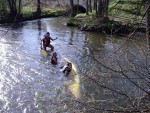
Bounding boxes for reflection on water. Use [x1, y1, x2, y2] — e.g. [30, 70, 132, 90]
[0, 17, 148, 112]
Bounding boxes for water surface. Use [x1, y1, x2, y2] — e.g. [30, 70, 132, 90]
[0, 17, 148, 113]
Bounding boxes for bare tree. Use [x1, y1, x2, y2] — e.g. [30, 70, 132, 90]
[70, 0, 74, 17]
[77, 0, 79, 14]
[7, 0, 17, 16]
[89, 0, 92, 12]
[105, 0, 109, 17]
[94, 0, 97, 15]
[36, 0, 41, 15]
[97, 0, 103, 17]
[7, 0, 22, 17]
[86, 0, 89, 15]
[146, 0, 150, 51]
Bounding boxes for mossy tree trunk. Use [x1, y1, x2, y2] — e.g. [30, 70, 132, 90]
[94, 0, 97, 15]
[97, 0, 109, 18]
[70, 0, 74, 17]
[18, 0, 22, 17]
[7, 0, 17, 16]
[105, 0, 109, 17]
[89, 0, 92, 12]
[1, 0, 6, 11]
[146, 0, 150, 52]
[97, 0, 103, 17]
[77, 0, 79, 14]
[36, 0, 41, 15]
[86, 0, 89, 15]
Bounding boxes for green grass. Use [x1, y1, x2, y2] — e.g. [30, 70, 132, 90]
[68, 12, 95, 26]
[109, 0, 144, 20]
[21, 5, 67, 18]
[75, 13, 87, 18]
[22, 5, 36, 18]
[67, 17, 78, 26]
[41, 7, 67, 16]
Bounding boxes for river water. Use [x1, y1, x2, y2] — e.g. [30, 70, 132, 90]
[0, 17, 149, 113]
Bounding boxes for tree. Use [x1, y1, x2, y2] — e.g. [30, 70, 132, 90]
[36, 0, 41, 15]
[7, 0, 17, 16]
[146, 0, 150, 51]
[70, 0, 74, 17]
[105, 0, 109, 17]
[18, 0, 22, 16]
[89, 0, 92, 12]
[77, 0, 79, 14]
[7, 0, 22, 17]
[86, 0, 89, 15]
[97, 0, 103, 17]
[96, 0, 109, 17]
[94, 0, 97, 15]
[0, 0, 7, 16]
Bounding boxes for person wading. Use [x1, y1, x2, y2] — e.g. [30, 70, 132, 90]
[41, 32, 57, 51]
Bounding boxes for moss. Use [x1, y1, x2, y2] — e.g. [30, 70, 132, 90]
[41, 8, 67, 16]
[75, 13, 86, 18]
[67, 17, 78, 26]
[82, 19, 94, 26]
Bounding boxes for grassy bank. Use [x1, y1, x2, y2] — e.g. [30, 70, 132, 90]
[0, 6, 68, 24]
[67, 0, 145, 34]
[109, 0, 144, 20]
[22, 6, 68, 18]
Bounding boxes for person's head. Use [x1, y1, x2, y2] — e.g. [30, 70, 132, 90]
[46, 32, 50, 37]
[67, 62, 72, 67]
[53, 52, 57, 57]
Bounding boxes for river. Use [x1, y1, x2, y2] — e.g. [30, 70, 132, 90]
[0, 17, 149, 113]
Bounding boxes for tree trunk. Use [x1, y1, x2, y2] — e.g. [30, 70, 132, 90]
[37, 0, 41, 15]
[77, 0, 79, 14]
[18, 0, 22, 17]
[1, 0, 6, 11]
[95, 0, 97, 15]
[89, 0, 92, 12]
[86, 0, 89, 15]
[7, 0, 17, 16]
[70, 0, 74, 17]
[146, 0, 150, 51]
[105, 0, 109, 17]
[97, 0, 103, 17]
[93, 0, 96, 10]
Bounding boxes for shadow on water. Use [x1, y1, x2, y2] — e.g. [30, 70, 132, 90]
[0, 17, 148, 112]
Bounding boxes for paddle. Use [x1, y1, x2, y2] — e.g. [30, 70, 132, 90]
[41, 49, 47, 56]
[52, 37, 57, 41]
[38, 38, 47, 56]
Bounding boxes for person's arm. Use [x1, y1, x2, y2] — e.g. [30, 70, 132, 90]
[41, 37, 45, 43]
[50, 36, 57, 41]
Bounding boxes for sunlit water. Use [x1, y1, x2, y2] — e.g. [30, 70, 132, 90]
[0, 17, 148, 113]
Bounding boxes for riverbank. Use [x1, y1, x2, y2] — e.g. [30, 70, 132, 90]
[67, 0, 145, 35]
[67, 15, 146, 35]
[0, 7, 68, 24]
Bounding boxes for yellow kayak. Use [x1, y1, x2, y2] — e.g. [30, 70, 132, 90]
[63, 57, 81, 99]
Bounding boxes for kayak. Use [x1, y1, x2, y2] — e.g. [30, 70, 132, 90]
[63, 57, 80, 99]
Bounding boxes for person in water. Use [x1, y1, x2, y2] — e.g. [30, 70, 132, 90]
[41, 32, 57, 51]
[61, 62, 72, 76]
[51, 52, 57, 64]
